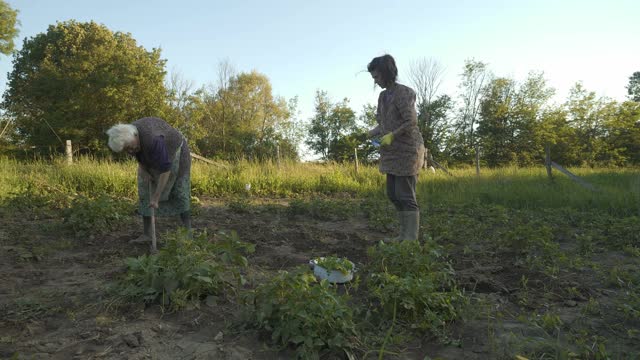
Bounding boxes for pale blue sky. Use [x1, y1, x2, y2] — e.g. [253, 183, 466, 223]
[1, 0, 638, 129]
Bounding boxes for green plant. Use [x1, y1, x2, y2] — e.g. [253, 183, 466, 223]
[228, 197, 251, 213]
[3, 182, 75, 218]
[62, 194, 133, 237]
[315, 256, 354, 275]
[115, 229, 254, 311]
[365, 240, 467, 339]
[360, 198, 395, 231]
[251, 266, 357, 359]
[539, 312, 563, 333]
[366, 240, 455, 283]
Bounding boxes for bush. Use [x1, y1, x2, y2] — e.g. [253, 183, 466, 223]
[252, 266, 357, 359]
[62, 194, 133, 237]
[365, 240, 467, 337]
[115, 230, 254, 312]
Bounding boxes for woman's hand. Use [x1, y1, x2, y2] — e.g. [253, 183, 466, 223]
[149, 195, 160, 209]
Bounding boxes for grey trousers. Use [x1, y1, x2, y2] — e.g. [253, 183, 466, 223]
[386, 174, 419, 211]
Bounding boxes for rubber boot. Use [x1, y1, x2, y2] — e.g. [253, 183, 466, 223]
[387, 210, 405, 242]
[401, 211, 420, 241]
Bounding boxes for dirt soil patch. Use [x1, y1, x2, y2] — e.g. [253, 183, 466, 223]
[1, 197, 638, 359]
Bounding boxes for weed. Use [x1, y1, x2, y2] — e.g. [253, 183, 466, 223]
[62, 194, 134, 237]
[114, 229, 254, 312]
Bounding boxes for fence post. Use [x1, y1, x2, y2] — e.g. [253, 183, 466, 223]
[475, 144, 480, 176]
[423, 148, 428, 169]
[65, 140, 72, 164]
[545, 143, 552, 180]
[276, 144, 281, 169]
[354, 148, 359, 174]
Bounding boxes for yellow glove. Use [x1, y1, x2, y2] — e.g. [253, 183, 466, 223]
[381, 132, 394, 146]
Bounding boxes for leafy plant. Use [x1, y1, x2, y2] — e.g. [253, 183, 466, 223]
[115, 229, 254, 311]
[62, 194, 133, 237]
[251, 266, 357, 359]
[360, 197, 395, 231]
[367, 240, 455, 283]
[4, 182, 75, 218]
[315, 256, 354, 275]
[228, 197, 251, 213]
[365, 240, 467, 338]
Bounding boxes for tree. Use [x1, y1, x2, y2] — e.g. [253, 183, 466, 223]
[2, 20, 167, 152]
[358, 103, 377, 128]
[418, 94, 453, 160]
[477, 77, 517, 167]
[453, 59, 490, 162]
[537, 108, 581, 166]
[603, 101, 640, 165]
[627, 71, 640, 102]
[0, 0, 18, 55]
[565, 82, 611, 166]
[306, 91, 356, 160]
[165, 70, 205, 151]
[408, 57, 445, 109]
[195, 68, 296, 160]
[510, 72, 555, 165]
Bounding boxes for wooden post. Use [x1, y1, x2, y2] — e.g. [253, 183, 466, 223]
[423, 148, 428, 169]
[475, 144, 480, 176]
[276, 144, 281, 169]
[550, 162, 596, 191]
[545, 143, 552, 180]
[354, 148, 359, 174]
[65, 140, 72, 164]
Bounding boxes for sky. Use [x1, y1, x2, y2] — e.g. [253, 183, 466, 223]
[1, 0, 639, 153]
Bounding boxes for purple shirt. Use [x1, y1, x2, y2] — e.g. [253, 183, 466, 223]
[136, 135, 171, 172]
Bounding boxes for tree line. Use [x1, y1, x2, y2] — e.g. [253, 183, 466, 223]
[1, 12, 639, 166]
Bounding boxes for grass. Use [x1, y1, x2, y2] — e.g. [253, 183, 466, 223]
[2, 156, 637, 216]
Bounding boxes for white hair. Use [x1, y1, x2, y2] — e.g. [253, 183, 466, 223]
[106, 124, 138, 152]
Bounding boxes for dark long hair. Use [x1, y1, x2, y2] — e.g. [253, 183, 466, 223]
[367, 54, 398, 87]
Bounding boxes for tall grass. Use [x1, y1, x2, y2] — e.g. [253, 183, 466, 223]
[1, 156, 638, 216]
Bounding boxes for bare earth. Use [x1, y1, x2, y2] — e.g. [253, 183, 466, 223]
[1, 198, 637, 359]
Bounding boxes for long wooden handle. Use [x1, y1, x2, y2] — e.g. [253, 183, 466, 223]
[150, 207, 157, 252]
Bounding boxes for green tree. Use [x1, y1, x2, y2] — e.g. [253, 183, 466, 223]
[0, 0, 18, 55]
[565, 82, 611, 166]
[358, 103, 377, 128]
[418, 94, 453, 160]
[196, 69, 296, 160]
[511, 72, 555, 165]
[627, 71, 640, 102]
[477, 77, 517, 167]
[537, 108, 582, 166]
[2, 20, 167, 152]
[164, 71, 206, 153]
[601, 101, 640, 165]
[306, 91, 356, 160]
[453, 59, 490, 162]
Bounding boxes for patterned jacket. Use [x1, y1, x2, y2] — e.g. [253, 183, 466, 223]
[370, 84, 425, 176]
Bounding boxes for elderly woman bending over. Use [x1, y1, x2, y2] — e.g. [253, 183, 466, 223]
[106, 117, 191, 243]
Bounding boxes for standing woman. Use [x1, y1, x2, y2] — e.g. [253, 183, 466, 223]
[367, 54, 425, 241]
[106, 117, 191, 243]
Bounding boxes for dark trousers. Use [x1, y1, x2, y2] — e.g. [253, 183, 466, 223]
[386, 174, 419, 211]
